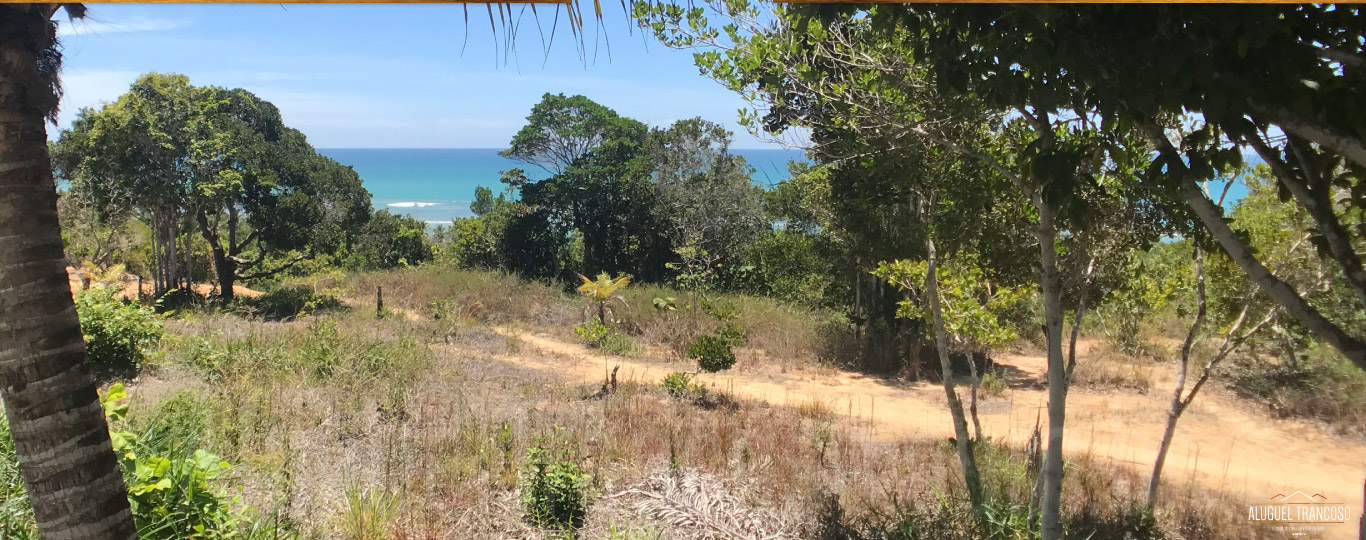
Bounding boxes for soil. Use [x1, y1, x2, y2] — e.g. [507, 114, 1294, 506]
[493, 327, 1366, 540]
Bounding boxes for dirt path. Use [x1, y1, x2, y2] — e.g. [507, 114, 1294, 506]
[492, 327, 1366, 540]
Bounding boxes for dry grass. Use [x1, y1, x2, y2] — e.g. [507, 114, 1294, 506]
[117, 300, 1280, 540]
[1069, 343, 1156, 393]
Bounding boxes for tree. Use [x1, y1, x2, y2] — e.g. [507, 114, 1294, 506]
[501, 93, 633, 174]
[54, 74, 374, 300]
[0, 4, 138, 538]
[635, 6, 1136, 532]
[350, 210, 434, 270]
[810, 4, 1366, 371]
[651, 118, 767, 288]
[471, 186, 495, 216]
[577, 272, 630, 325]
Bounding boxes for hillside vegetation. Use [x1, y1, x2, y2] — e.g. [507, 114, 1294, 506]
[4, 2, 1364, 540]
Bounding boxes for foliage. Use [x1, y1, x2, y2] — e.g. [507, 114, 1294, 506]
[97, 384, 249, 540]
[430, 298, 455, 320]
[53, 72, 373, 297]
[661, 372, 696, 398]
[519, 435, 592, 531]
[1097, 244, 1193, 356]
[339, 486, 398, 540]
[75, 287, 165, 372]
[687, 335, 736, 373]
[980, 372, 1008, 399]
[348, 210, 433, 270]
[872, 258, 1030, 353]
[238, 286, 343, 320]
[577, 272, 631, 325]
[574, 318, 635, 356]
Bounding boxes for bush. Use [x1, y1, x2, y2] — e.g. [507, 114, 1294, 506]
[99, 384, 247, 540]
[661, 372, 695, 398]
[75, 287, 164, 372]
[239, 286, 343, 320]
[574, 318, 635, 356]
[980, 371, 1008, 398]
[519, 436, 591, 531]
[687, 335, 736, 373]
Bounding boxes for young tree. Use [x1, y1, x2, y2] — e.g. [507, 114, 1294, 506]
[635, 6, 1162, 533]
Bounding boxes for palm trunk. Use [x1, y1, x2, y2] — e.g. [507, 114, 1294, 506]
[925, 226, 984, 516]
[1034, 194, 1067, 540]
[0, 6, 137, 539]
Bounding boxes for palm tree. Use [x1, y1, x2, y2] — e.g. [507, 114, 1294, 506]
[577, 272, 630, 325]
[0, 4, 137, 539]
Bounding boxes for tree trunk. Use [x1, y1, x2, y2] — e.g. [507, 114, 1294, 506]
[1177, 175, 1366, 369]
[925, 229, 984, 516]
[1245, 133, 1366, 310]
[0, 6, 137, 539]
[197, 209, 236, 301]
[1034, 194, 1067, 540]
[1148, 249, 1205, 509]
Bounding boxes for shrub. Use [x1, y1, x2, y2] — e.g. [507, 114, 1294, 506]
[519, 436, 591, 531]
[661, 372, 695, 398]
[980, 371, 1008, 398]
[75, 287, 164, 372]
[574, 318, 635, 356]
[102, 384, 251, 540]
[687, 335, 736, 373]
[430, 298, 455, 320]
[239, 286, 343, 320]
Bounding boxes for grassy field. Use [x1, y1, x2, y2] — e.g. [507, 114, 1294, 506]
[36, 265, 1327, 540]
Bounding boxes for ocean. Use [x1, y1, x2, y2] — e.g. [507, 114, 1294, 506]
[318, 148, 809, 225]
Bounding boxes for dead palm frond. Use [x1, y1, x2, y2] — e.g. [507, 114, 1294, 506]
[608, 468, 789, 540]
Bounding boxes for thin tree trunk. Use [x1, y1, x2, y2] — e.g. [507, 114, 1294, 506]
[1148, 249, 1206, 508]
[1245, 132, 1366, 310]
[1175, 175, 1366, 368]
[1035, 194, 1067, 540]
[925, 223, 984, 516]
[0, 6, 137, 538]
[1141, 121, 1366, 368]
[1064, 257, 1097, 393]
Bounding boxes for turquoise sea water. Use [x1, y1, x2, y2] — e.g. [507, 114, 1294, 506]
[319, 148, 809, 224]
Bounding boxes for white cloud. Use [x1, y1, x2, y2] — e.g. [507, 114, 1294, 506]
[56, 16, 189, 37]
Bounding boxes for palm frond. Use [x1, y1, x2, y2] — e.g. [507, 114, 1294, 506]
[471, 0, 643, 66]
[609, 468, 789, 540]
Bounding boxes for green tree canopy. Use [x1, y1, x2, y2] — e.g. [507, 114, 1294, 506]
[53, 72, 373, 300]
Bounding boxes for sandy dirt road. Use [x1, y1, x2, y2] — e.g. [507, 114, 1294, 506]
[492, 327, 1366, 540]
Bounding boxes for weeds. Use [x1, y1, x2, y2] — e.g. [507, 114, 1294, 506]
[574, 318, 635, 356]
[519, 435, 592, 532]
[339, 485, 399, 540]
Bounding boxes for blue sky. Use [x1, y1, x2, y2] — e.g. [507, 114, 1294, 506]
[51, 4, 787, 149]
